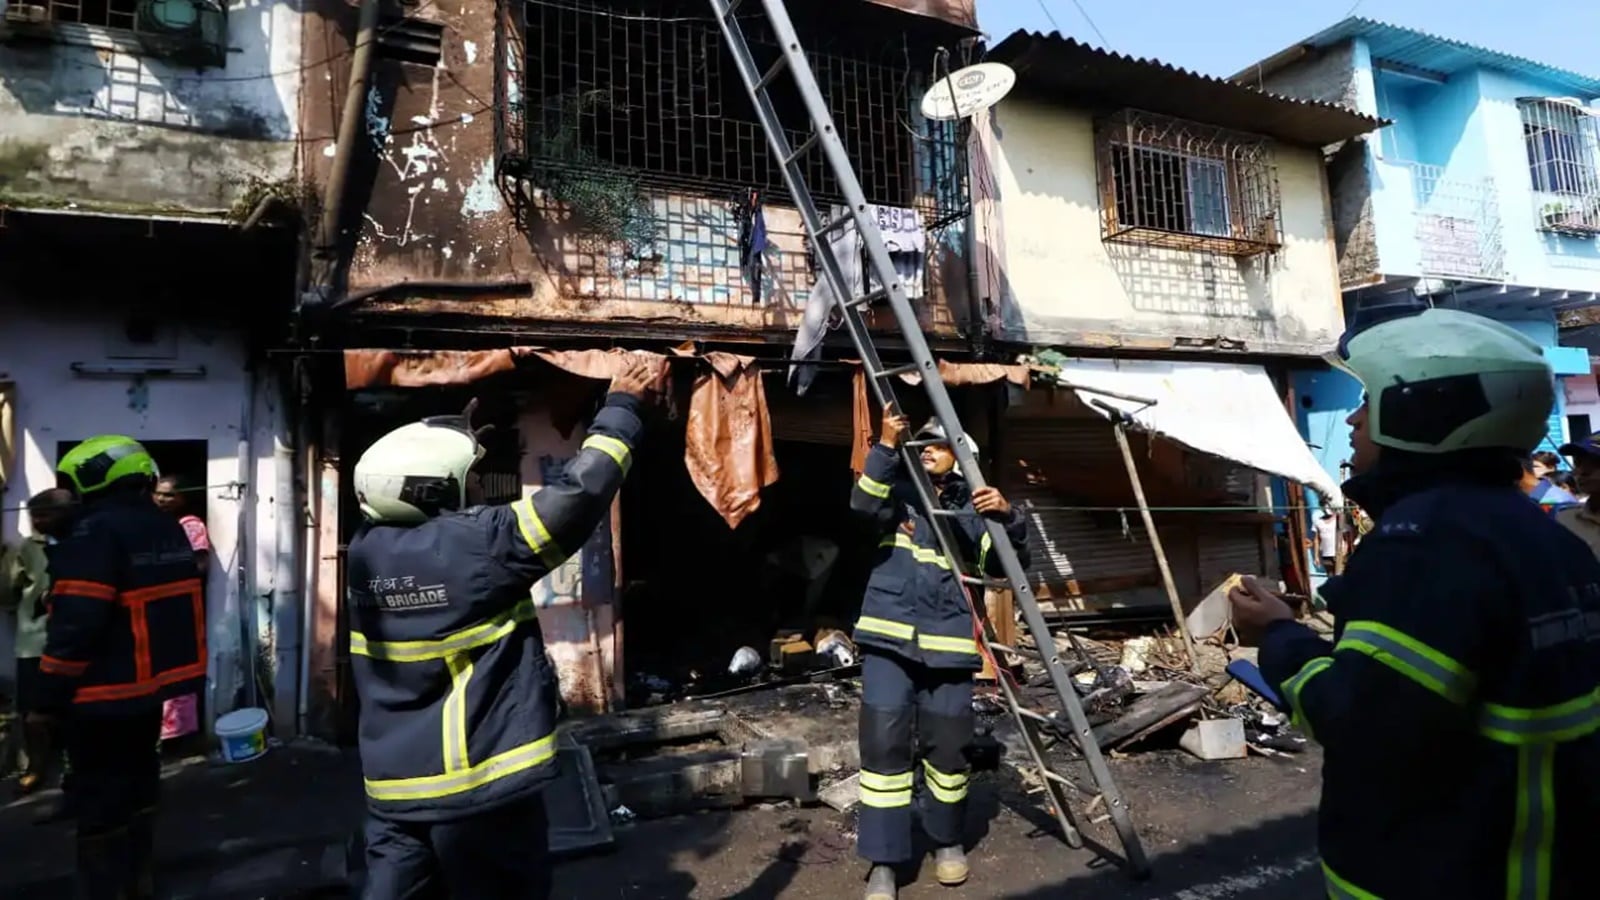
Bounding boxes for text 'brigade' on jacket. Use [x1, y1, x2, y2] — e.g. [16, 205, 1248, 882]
[345, 392, 644, 823]
[849, 442, 1030, 670]
[1262, 471, 1600, 900]
[37, 495, 206, 715]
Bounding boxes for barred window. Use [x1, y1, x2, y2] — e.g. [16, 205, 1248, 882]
[1520, 97, 1600, 235]
[1095, 109, 1281, 257]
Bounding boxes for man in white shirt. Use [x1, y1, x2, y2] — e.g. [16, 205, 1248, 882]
[1311, 506, 1340, 573]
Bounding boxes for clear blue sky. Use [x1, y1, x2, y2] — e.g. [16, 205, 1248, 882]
[977, 0, 1600, 80]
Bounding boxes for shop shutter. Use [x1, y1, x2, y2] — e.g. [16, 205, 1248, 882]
[1196, 525, 1274, 592]
[767, 392, 855, 446]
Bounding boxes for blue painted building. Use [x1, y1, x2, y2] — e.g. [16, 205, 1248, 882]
[1239, 18, 1600, 486]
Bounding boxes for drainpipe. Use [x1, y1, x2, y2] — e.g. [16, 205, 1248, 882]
[270, 364, 302, 736]
[235, 360, 259, 714]
[308, 0, 382, 302]
[295, 361, 318, 735]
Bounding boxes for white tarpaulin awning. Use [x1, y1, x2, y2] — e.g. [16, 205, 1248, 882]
[1053, 357, 1343, 504]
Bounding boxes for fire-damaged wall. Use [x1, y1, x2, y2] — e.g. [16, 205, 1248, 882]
[300, 0, 976, 338]
[0, 0, 301, 214]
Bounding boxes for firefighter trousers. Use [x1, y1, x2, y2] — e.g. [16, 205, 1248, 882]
[363, 792, 552, 900]
[66, 710, 162, 900]
[857, 648, 974, 865]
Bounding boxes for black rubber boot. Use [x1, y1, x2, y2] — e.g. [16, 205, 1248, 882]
[76, 829, 131, 900]
[128, 807, 157, 900]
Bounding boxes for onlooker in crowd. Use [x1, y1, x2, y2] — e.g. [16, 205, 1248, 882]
[1311, 506, 1340, 573]
[152, 475, 208, 745]
[1519, 455, 1577, 509]
[1, 489, 78, 796]
[1555, 432, 1600, 558]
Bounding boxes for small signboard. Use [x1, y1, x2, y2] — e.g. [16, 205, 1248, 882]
[919, 62, 1017, 121]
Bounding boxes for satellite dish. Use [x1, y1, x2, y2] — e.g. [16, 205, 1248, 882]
[919, 62, 1017, 121]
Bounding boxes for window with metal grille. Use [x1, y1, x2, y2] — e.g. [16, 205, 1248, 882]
[514, 0, 966, 242]
[1520, 98, 1600, 236]
[1095, 109, 1281, 257]
[3, 0, 228, 67]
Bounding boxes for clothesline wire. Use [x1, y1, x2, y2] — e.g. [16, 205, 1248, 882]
[0, 482, 238, 515]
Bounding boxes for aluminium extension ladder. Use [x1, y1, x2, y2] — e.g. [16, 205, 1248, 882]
[706, 0, 1151, 879]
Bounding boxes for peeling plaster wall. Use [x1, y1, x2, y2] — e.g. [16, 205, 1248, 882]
[0, 292, 284, 736]
[303, 0, 969, 337]
[973, 98, 1347, 357]
[0, 2, 302, 212]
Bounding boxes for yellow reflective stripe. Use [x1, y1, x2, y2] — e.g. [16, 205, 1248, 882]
[1283, 656, 1333, 741]
[1323, 861, 1381, 899]
[878, 534, 951, 570]
[1507, 744, 1556, 900]
[514, 495, 567, 570]
[857, 474, 891, 499]
[365, 732, 558, 802]
[581, 434, 632, 475]
[922, 760, 969, 804]
[859, 770, 914, 791]
[1480, 689, 1600, 745]
[917, 633, 980, 656]
[859, 768, 913, 809]
[441, 653, 473, 773]
[349, 599, 539, 663]
[1336, 620, 1477, 706]
[978, 531, 993, 572]
[856, 616, 915, 641]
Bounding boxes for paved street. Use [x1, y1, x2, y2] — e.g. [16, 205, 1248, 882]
[1, 742, 1324, 899]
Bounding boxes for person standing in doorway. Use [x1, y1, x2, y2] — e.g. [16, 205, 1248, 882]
[152, 476, 207, 746]
[2, 489, 78, 797]
[850, 405, 1030, 900]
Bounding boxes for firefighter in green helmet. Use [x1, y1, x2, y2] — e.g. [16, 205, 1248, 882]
[38, 435, 207, 899]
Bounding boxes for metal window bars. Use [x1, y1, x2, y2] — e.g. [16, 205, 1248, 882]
[1520, 98, 1600, 236]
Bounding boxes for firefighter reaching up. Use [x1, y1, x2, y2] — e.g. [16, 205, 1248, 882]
[38, 436, 208, 900]
[345, 354, 667, 900]
[851, 403, 1030, 900]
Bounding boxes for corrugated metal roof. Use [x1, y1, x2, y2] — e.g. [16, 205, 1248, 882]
[1238, 17, 1600, 99]
[987, 31, 1387, 147]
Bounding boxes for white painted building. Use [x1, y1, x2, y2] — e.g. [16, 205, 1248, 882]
[0, 0, 306, 736]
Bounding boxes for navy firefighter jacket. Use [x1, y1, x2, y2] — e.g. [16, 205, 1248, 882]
[345, 392, 644, 823]
[1260, 457, 1600, 900]
[849, 442, 1030, 670]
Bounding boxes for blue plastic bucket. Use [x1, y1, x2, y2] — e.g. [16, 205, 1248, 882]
[215, 707, 269, 763]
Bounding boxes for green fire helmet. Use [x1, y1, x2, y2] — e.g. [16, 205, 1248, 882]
[57, 435, 160, 496]
[1329, 306, 1554, 454]
[353, 401, 487, 524]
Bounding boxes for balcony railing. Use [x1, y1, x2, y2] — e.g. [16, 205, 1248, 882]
[1406, 162, 1505, 281]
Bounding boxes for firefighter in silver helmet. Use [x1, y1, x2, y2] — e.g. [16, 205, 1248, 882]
[1231, 306, 1600, 899]
[346, 355, 666, 900]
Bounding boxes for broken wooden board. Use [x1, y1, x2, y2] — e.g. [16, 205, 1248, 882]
[564, 705, 728, 752]
[1088, 682, 1208, 752]
[818, 772, 861, 812]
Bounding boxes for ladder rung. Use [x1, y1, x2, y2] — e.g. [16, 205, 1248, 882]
[818, 211, 855, 235]
[984, 642, 1041, 659]
[959, 574, 1008, 590]
[873, 362, 920, 379]
[756, 55, 789, 90]
[844, 287, 887, 311]
[784, 131, 819, 166]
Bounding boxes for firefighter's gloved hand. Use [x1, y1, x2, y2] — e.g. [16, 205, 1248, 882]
[1228, 574, 1293, 644]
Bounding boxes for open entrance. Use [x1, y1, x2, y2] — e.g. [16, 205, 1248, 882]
[619, 429, 873, 704]
[55, 439, 209, 520]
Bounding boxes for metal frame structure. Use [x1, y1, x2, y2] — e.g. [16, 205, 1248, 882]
[1520, 97, 1600, 237]
[708, 0, 1150, 878]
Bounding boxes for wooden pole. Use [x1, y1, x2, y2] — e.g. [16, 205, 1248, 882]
[1108, 418, 1200, 673]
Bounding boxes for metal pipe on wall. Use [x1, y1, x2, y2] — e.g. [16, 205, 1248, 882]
[295, 361, 318, 734]
[271, 364, 303, 736]
[307, 0, 382, 301]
